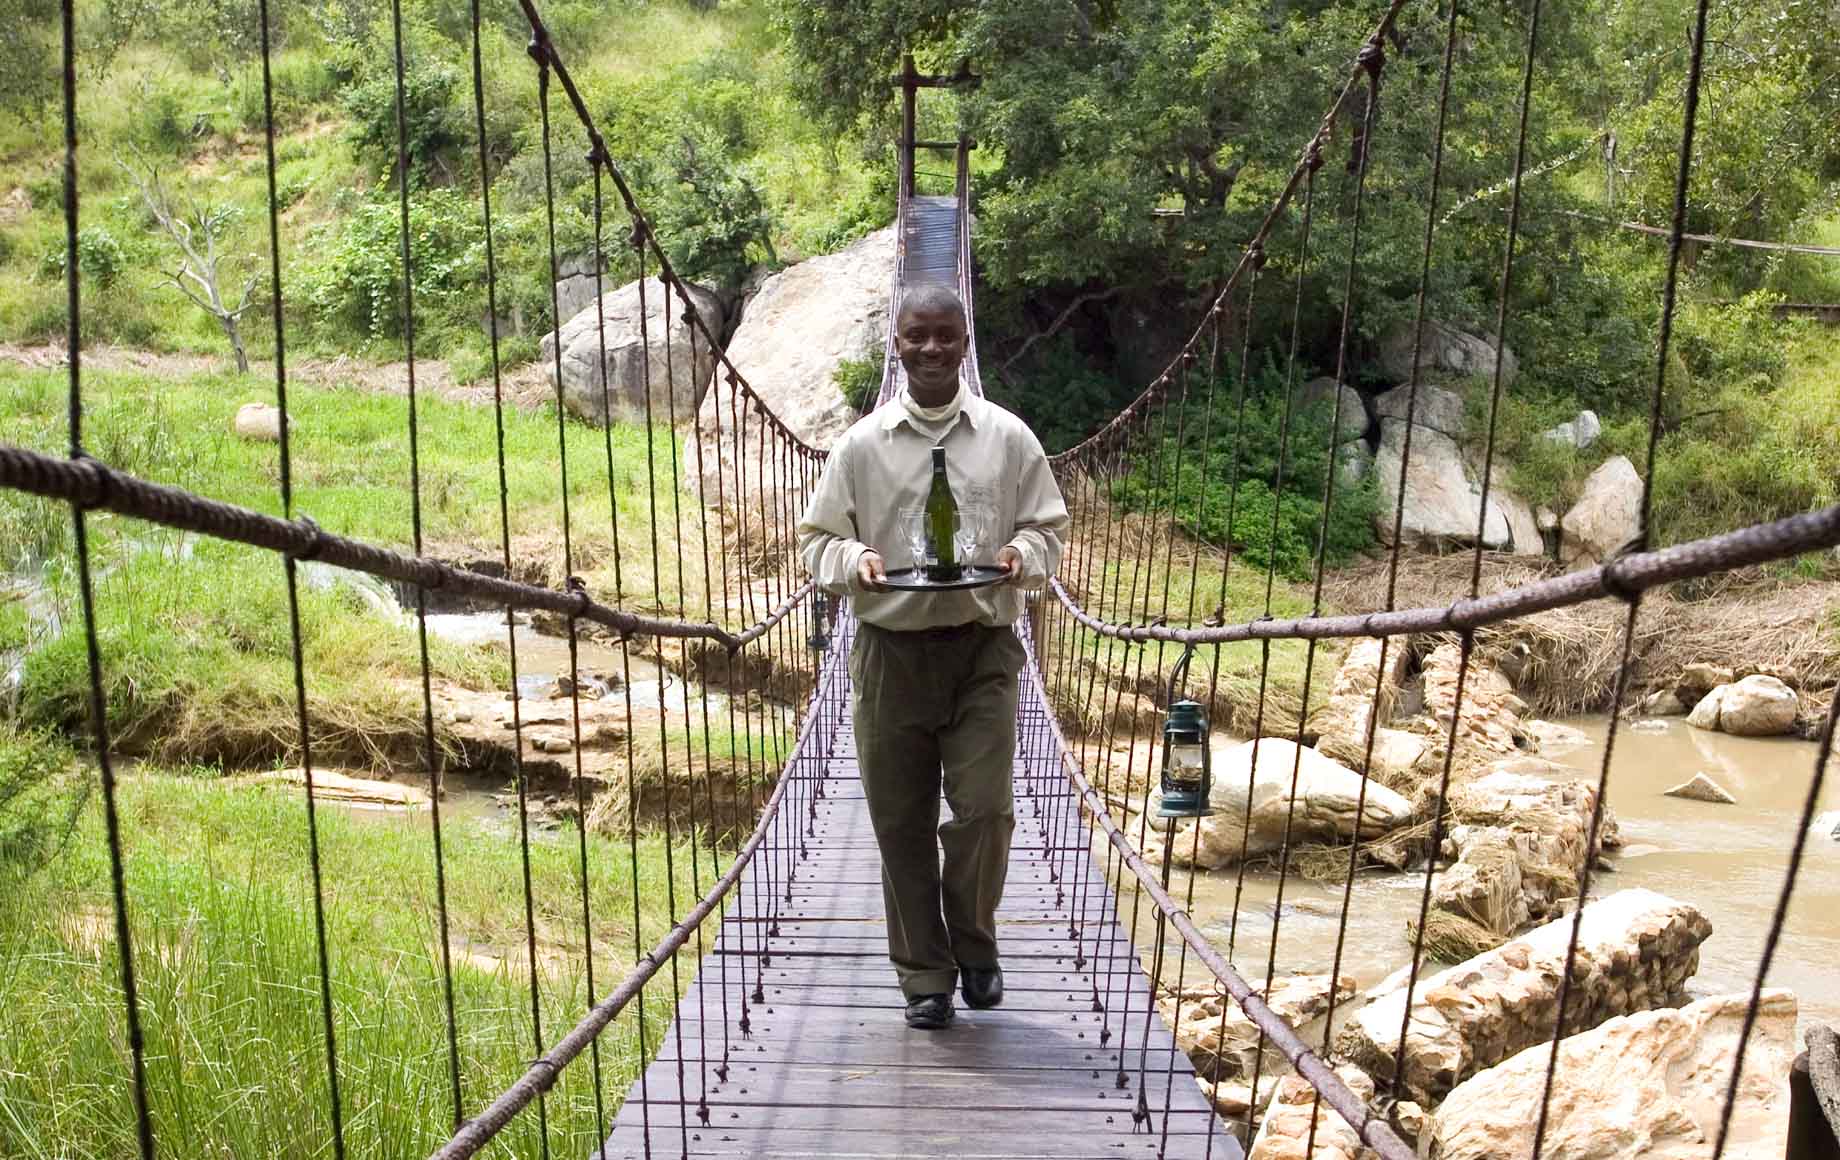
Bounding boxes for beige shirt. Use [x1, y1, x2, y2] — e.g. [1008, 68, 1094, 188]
[798, 390, 1070, 630]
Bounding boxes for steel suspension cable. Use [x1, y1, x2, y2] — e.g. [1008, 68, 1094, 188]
[258, 2, 349, 1151]
[58, 0, 154, 1150]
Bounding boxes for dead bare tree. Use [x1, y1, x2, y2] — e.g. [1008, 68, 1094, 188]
[117, 149, 260, 373]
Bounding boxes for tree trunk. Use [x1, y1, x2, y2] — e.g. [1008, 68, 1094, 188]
[223, 314, 250, 374]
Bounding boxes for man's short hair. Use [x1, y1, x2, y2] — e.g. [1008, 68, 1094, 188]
[896, 283, 966, 324]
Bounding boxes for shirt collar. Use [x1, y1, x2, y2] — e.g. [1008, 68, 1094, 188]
[877, 385, 985, 434]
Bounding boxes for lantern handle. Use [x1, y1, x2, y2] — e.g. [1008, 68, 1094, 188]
[1166, 641, 1200, 707]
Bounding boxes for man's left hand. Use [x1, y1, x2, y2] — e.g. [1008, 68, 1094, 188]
[996, 545, 1024, 584]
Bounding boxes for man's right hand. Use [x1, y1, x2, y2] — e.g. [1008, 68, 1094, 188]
[857, 550, 890, 592]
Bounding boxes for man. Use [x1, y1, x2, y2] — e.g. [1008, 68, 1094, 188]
[797, 283, 1070, 1030]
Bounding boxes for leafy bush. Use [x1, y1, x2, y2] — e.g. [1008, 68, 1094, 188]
[299, 187, 484, 341]
[833, 349, 886, 414]
[982, 332, 1139, 453]
[39, 227, 128, 289]
[338, 49, 468, 187]
[1113, 360, 1379, 581]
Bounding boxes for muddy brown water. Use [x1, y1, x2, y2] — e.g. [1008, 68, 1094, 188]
[1131, 717, 1839, 1040]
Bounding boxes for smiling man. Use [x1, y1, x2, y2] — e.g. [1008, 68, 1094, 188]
[796, 283, 1070, 1030]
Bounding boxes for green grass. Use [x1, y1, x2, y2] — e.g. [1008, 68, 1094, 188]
[0, 763, 721, 1159]
[0, 362, 718, 767]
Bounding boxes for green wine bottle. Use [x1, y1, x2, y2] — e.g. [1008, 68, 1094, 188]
[924, 445, 961, 581]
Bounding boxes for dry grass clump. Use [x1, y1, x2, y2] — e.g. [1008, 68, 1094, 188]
[1406, 910, 1506, 964]
[1324, 555, 1840, 716]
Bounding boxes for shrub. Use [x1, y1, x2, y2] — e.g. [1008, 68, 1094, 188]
[833, 348, 886, 414]
[299, 187, 484, 341]
[39, 227, 128, 289]
[1113, 360, 1379, 581]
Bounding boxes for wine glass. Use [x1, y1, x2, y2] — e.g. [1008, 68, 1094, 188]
[899, 504, 931, 571]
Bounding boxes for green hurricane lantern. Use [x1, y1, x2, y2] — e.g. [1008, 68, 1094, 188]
[807, 593, 832, 653]
[1158, 645, 1214, 818]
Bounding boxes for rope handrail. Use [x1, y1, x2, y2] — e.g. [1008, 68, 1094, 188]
[1048, 0, 1411, 467]
[428, 646, 843, 1160]
[0, 441, 816, 651]
[1047, 501, 1840, 645]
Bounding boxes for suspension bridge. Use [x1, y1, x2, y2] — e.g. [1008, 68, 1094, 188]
[3, 0, 1838, 1156]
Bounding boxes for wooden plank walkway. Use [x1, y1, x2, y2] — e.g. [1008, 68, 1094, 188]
[598, 621, 1240, 1159]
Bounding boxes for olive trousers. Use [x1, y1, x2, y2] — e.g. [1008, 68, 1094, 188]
[850, 621, 1023, 1000]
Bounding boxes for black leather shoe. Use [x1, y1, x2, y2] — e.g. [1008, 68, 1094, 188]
[904, 993, 955, 1030]
[961, 965, 1004, 1009]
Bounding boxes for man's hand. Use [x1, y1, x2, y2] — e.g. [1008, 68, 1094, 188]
[996, 544, 1024, 584]
[857, 550, 891, 592]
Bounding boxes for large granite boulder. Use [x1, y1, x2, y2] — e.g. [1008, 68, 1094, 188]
[692, 226, 898, 501]
[1144, 738, 1415, 870]
[1370, 387, 1541, 555]
[1295, 376, 1370, 444]
[1377, 318, 1519, 388]
[1434, 990, 1798, 1159]
[538, 276, 726, 427]
[1337, 888, 1711, 1104]
[1559, 455, 1642, 566]
[1686, 674, 1799, 737]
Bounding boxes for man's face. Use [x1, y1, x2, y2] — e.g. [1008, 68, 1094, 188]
[893, 303, 968, 396]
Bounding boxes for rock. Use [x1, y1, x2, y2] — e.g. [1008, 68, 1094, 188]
[1294, 376, 1369, 443]
[539, 276, 726, 427]
[1370, 408, 1542, 555]
[1678, 663, 1735, 698]
[1421, 644, 1528, 756]
[1449, 757, 1622, 899]
[1161, 973, 1354, 1081]
[1337, 888, 1711, 1103]
[1541, 408, 1602, 450]
[1377, 318, 1519, 389]
[1433, 990, 1798, 1160]
[1431, 833, 1529, 937]
[552, 250, 605, 324]
[1639, 688, 1686, 717]
[1368, 727, 1432, 783]
[1374, 422, 1512, 549]
[257, 768, 428, 810]
[1523, 719, 1590, 753]
[531, 733, 573, 754]
[1818, 810, 1840, 840]
[233, 402, 281, 441]
[1373, 382, 1468, 438]
[1248, 1065, 1376, 1160]
[692, 226, 898, 501]
[1498, 488, 1544, 558]
[1194, 1074, 1279, 1119]
[1686, 675, 1799, 737]
[1306, 638, 1412, 766]
[1559, 455, 1642, 567]
[1146, 739, 1415, 870]
[1664, 772, 1737, 805]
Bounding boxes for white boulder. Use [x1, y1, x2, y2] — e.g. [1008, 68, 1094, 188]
[233, 402, 281, 442]
[1663, 772, 1737, 805]
[1434, 990, 1798, 1160]
[1686, 675, 1799, 737]
[1294, 375, 1369, 444]
[1145, 738, 1415, 870]
[538, 276, 726, 427]
[1542, 408, 1602, 450]
[1377, 318, 1519, 388]
[1559, 455, 1642, 566]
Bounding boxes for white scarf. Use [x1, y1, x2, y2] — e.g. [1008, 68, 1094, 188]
[900, 382, 965, 439]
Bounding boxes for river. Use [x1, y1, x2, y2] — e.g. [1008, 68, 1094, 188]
[1136, 716, 1840, 1037]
